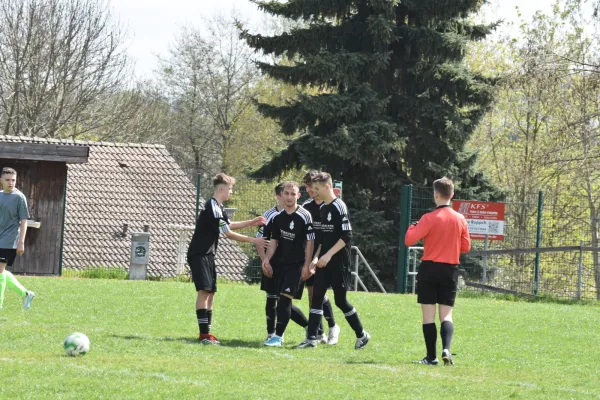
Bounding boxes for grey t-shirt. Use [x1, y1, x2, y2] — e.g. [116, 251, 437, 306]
[0, 189, 30, 249]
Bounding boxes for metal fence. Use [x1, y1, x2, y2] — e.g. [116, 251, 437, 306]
[398, 185, 600, 300]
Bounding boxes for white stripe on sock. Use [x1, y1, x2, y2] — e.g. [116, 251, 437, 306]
[344, 308, 356, 317]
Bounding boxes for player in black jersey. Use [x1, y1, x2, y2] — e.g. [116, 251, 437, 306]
[301, 170, 340, 345]
[187, 173, 269, 345]
[297, 172, 370, 350]
[262, 181, 315, 347]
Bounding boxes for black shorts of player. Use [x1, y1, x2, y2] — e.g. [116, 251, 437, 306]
[260, 263, 279, 295]
[305, 274, 315, 288]
[416, 260, 460, 307]
[0, 248, 17, 266]
[188, 253, 217, 292]
[277, 262, 304, 300]
[312, 262, 352, 295]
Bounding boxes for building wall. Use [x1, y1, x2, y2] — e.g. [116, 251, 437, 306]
[0, 160, 67, 275]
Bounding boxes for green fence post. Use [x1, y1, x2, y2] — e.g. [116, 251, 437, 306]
[397, 184, 413, 293]
[195, 173, 201, 220]
[533, 190, 543, 295]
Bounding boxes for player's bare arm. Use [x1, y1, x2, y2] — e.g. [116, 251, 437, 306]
[224, 230, 269, 248]
[262, 239, 278, 278]
[230, 216, 266, 230]
[17, 219, 27, 255]
[317, 239, 347, 268]
[301, 240, 315, 281]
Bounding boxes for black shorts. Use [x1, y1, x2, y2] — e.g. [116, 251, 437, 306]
[416, 261, 459, 306]
[0, 248, 17, 266]
[305, 274, 315, 287]
[277, 262, 304, 300]
[260, 263, 279, 296]
[312, 263, 352, 295]
[188, 254, 217, 292]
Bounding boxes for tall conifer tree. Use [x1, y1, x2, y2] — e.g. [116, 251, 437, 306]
[241, 0, 498, 286]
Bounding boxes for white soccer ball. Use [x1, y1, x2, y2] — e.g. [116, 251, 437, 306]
[64, 332, 90, 357]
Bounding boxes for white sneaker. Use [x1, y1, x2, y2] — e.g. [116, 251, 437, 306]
[317, 333, 328, 344]
[23, 291, 35, 310]
[327, 324, 341, 345]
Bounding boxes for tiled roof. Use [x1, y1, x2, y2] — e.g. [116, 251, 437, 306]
[0, 135, 249, 280]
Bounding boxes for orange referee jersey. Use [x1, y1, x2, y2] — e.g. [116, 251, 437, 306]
[404, 205, 471, 265]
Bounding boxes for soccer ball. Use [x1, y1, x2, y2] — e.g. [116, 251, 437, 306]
[64, 332, 90, 357]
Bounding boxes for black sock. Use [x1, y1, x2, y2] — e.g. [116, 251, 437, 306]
[290, 304, 308, 328]
[318, 321, 325, 336]
[323, 295, 336, 328]
[441, 321, 454, 351]
[275, 296, 292, 337]
[334, 290, 364, 338]
[196, 309, 209, 335]
[266, 296, 277, 335]
[207, 310, 212, 332]
[307, 309, 323, 340]
[423, 323, 437, 360]
[343, 306, 364, 338]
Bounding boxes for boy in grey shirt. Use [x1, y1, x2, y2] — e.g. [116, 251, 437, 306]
[0, 167, 35, 310]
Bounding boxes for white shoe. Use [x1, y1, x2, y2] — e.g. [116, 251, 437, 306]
[317, 333, 328, 344]
[327, 324, 341, 345]
[23, 291, 35, 310]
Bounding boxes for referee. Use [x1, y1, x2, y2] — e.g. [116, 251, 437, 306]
[405, 177, 470, 366]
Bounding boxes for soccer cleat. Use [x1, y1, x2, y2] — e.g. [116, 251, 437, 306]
[327, 324, 341, 345]
[264, 335, 283, 347]
[442, 349, 454, 366]
[354, 331, 371, 350]
[23, 291, 35, 310]
[199, 334, 220, 345]
[264, 333, 274, 344]
[413, 357, 439, 366]
[296, 339, 318, 349]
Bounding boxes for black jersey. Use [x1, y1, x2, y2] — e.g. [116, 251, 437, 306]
[302, 199, 323, 257]
[256, 205, 281, 240]
[319, 198, 352, 270]
[187, 198, 231, 259]
[271, 205, 315, 265]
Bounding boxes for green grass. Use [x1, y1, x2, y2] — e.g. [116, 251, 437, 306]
[1, 278, 599, 399]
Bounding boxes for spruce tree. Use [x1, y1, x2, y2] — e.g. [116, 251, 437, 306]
[241, 0, 499, 289]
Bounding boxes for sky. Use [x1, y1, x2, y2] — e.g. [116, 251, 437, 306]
[109, 0, 557, 79]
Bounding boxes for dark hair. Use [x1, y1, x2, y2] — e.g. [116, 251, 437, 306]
[302, 170, 320, 186]
[213, 173, 235, 187]
[311, 171, 332, 186]
[2, 167, 16, 176]
[433, 177, 454, 199]
[274, 182, 285, 196]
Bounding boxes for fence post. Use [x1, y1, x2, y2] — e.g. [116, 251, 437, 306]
[195, 173, 201, 220]
[482, 234, 489, 292]
[354, 250, 359, 292]
[577, 239, 584, 300]
[533, 191, 544, 295]
[397, 184, 412, 293]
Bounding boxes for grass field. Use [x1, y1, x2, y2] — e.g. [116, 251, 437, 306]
[1, 278, 600, 399]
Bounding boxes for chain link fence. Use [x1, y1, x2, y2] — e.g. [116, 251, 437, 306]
[403, 185, 599, 300]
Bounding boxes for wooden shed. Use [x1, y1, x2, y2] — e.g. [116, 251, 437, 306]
[0, 136, 89, 275]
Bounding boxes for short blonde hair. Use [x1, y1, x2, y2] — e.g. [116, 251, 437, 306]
[283, 181, 299, 191]
[213, 173, 236, 187]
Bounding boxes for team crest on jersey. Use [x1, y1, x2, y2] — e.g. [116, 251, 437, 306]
[289, 221, 295, 230]
[327, 212, 332, 222]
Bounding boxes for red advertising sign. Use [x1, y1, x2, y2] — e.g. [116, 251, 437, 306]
[452, 200, 506, 240]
